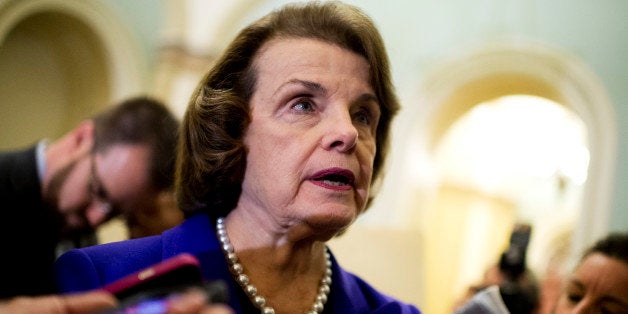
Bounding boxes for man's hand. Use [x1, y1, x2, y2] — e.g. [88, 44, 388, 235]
[0, 290, 116, 314]
[0, 289, 234, 314]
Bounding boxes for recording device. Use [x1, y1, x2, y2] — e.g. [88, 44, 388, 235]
[499, 223, 531, 280]
[497, 223, 538, 314]
[99, 253, 228, 313]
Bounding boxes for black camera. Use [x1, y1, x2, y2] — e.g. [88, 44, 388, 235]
[498, 223, 538, 314]
[499, 223, 532, 280]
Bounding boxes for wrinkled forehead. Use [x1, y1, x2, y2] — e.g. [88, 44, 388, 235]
[250, 37, 373, 95]
[575, 253, 628, 295]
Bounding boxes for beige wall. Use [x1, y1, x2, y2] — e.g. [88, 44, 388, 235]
[328, 225, 425, 307]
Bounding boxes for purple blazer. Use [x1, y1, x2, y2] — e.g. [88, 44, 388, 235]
[55, 214, 420, 313]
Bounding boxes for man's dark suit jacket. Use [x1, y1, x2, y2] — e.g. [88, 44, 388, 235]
[0, 146, 62, 297]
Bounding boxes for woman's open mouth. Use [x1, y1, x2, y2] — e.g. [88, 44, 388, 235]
[309, 168, 355, 191]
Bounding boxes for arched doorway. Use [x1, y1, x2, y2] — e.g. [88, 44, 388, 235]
[408, 42, 616, 314]
[0, 0, 145, 149]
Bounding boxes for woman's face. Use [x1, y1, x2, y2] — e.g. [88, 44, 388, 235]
[553, 253, 628, 314]
[239, 37, 379, 231]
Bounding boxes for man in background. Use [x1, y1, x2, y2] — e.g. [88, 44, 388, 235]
[0, 96, 182, 297]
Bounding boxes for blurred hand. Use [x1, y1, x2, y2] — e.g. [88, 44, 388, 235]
[165, 288, 234, 314]
[0, 289, 233, 314]
[0, 290, 117, 314]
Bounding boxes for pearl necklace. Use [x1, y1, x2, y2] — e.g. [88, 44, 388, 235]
[216, 217, 332, 314]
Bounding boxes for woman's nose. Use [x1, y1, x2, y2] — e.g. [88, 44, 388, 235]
[321, 111, 358, 152]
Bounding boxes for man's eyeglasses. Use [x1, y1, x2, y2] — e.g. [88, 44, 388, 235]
[89, 153, 114, 221]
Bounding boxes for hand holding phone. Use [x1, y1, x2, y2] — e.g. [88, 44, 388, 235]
[99, 253, 228, 314]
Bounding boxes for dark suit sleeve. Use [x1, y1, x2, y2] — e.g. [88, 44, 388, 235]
[54, 249, 103, 293]
[0, 146, 63, 297]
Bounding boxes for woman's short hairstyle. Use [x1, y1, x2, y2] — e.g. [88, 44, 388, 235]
[176, 1, 399, 219]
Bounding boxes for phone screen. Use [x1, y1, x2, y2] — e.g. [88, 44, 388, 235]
[103, 281, 228, 314]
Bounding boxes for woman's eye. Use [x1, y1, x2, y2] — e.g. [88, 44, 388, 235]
[355, 111, 371, 125]
[292, 99, 314, 112]
[355, 107, 377, 126]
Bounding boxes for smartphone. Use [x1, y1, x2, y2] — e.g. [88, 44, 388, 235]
[100, 253, 227, 313]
